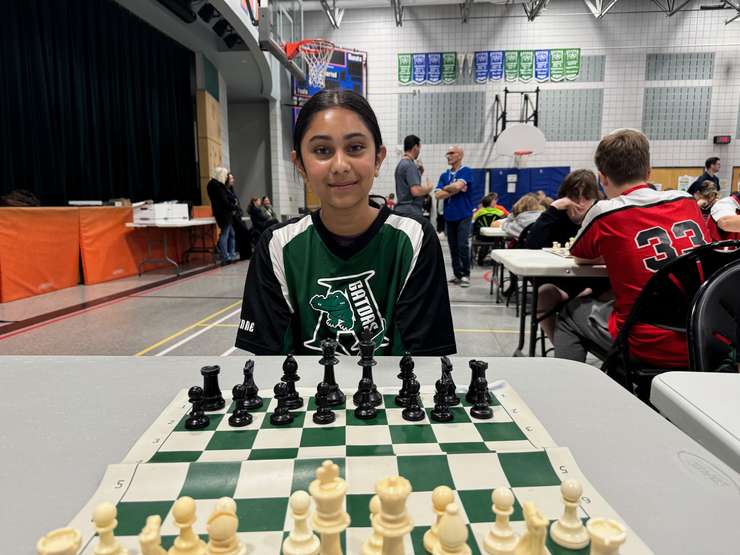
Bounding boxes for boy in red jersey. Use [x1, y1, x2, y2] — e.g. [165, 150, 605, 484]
[554, 129, 712, 368]
[708, 191, 740, 241]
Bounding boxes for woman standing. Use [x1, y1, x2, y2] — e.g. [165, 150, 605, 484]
[206, 167, 237, 263]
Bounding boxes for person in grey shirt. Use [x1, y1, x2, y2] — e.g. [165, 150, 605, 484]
[394, 135, 434, 216]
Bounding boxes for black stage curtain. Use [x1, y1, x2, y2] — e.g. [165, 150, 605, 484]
[0, 0, 199, 205]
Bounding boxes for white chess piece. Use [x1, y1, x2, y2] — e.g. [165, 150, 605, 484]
[283, 490, 321, 555]
[309, 460, 351, 555]
[206, 506, 245, 555]
[37, 527, 82, 555]
[140, 515, 167, 555]
[93, 502, 128, 555]
[552, 242, 560, 249]
[514, 502, 550, 555]
[483, 487, 519, 555]
[424, 485, 454, 553]
[362, 495, 383, 555]
[215, 497, 237, 515]
[432, 503, 470, 555]
[549, 480, 589, 549]
[169, 496, 207, 555]
[373, 475, 413, 555]
[586, 518, 626, 555]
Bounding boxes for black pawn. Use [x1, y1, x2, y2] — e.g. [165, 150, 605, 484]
[185, 386, 210, 430]
[395, 353, 415, 407]
[313, 381, 336, 425]
[270, 382, 294, 426]
[241, 360, 263, 411]
[228, 384, 253, 427]
[401, 378, 425, 421]
[430, 378, 453, 423]
[354, 377, 377, 420]
[319, 339, 345, 407]
[353, 329, 382, 407]
[466, 360, 491, 404]
[441, 356, 460, 406]
[470, 376, 493, 420]
[281, 354, 304, 410]
[201, 365, 225, 411]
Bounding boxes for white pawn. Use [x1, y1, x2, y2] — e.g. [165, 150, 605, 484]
[215, 497, 237, 515]
[483, 487, 519, 555]
[169, 496, 207, 555]
[362, 495, 383, 555]
[424, 485, 454, 553]
[139, 515, 167, 555]
[432, 503, 470, 555]
[37, 527, 82, 555]
[283, 490, 321, 555]
[373, 475, 413, 555]
[93, 502, 128, 555]
[549, 480, 588, 549]
[586, 518, 626, 555]
[309, 460, 350, 555]
[206, 501, 245, 555]
[515, 502, 549, 555]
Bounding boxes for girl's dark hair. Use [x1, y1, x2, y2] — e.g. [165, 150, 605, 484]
[293, 89, 383, 165]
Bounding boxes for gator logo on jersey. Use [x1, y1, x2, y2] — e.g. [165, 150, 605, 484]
[305, 270, 389, 355]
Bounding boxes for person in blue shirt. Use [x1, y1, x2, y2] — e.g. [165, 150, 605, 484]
[434, 145, 476, 287]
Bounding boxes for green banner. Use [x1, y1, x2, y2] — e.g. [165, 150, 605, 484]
[564, 48, 581, 80]
[505, 50, 519, 82]
[442, 52, 457, 83]
[398, 53, 412, 85]
[550, 49, 564, 82]
[519, 50, 534, 82]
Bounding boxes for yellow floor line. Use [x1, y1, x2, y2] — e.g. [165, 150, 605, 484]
[135, 300, 242, 356]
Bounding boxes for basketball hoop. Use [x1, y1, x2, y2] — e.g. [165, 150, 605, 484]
[284, 39, 335, 88]
[513, 149, 533, 168]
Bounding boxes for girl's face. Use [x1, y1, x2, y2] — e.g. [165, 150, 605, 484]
[293, 107, 386, 211]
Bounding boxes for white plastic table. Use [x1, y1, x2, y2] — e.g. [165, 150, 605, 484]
[650, 371, 740, 473]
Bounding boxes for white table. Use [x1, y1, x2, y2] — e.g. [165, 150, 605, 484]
[491, 249, 608, 356]
[479, 227, 509, 238]
[1, 356, 738, 554]
[651, 371, 740, 473]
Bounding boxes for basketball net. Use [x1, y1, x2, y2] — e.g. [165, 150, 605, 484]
[513, 150, 533, 169]
[285, 39, 335, 89]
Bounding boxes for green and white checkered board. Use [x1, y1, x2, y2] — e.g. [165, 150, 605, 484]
[68, 448, 652, 554]
[122, 382, 557, 464]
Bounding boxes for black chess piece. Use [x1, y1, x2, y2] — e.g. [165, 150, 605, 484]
[241, 359, 263, 410]
[201, 365, 225, 411]
[441, 356, 460, 406]
[466, 359, 491, 404]
[270, 382, 294, 426]
[394, 353, 415, 407]
[313, 381, 336, 425]
[430, 378, 454, 422]
[354, 377, 378, 420]
[353, 329, 382, 407]
[319, 339, 345, 406]
[281, 354, 304, 410]
[401, 378, 425, 421]
[228, 384, 253, 427]
[470, 376, 493, 420]
[185, 386, 210, 430]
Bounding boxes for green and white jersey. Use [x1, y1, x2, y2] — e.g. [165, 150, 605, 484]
[236, 206, 456, 356]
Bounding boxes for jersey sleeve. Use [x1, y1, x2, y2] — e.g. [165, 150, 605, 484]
[394, 219, 457, 355]
[570, 203, 603, 260]
[711, 197, 738, 221]
[436, 172, 447, 190]
[235, 230, 294, 355]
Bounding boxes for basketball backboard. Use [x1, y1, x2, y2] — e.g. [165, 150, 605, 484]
[258, 0, 306, 82]
[494, 124, 546, 158]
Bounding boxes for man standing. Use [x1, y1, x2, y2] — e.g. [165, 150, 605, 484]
[435, 145, 476, 287]
[688, 157, 721, 195]
[394, 135, 434, 216]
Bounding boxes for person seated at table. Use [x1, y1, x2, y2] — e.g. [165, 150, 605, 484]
[235, 89, 455, 356]
[707, 189, 740, 241]
[554, 129, 712, 369]
[206, 166, 238, 263]
[261, 196, 279, 223]
[525, 169, 610, 342]
[495, 194, 544, 239]
[247, 197, 277, 235]
[472, 193, 508, 265]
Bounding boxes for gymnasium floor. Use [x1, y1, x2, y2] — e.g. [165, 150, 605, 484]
[0, 237, 533, 357]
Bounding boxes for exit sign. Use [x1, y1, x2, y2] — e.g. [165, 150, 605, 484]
[713, 135, 732, 144]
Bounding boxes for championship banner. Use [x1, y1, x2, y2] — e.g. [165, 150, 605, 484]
[442, 52, 457, 83]
[412, 53, 428, 84]
[534, 49, 550, 82]
[489, 50, 504, 81]
[427, 52, 442, 85]
[504, 50, 519, 82]
[550, 49, 564, 82]
[398, 53, 412, 85]
[474, 51, 490, 83]
[564, 48, 581, 80]
[518, 50, 534, 82]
